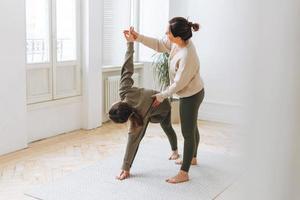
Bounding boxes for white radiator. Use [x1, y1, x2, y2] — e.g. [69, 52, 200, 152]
[104, 73, 140, 114]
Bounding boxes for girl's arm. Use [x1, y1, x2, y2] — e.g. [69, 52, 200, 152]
[119, 42, 135, 100]
[121, 124, 144, 171]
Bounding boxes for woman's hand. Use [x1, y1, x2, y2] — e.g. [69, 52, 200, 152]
[116, 170, 130, 180]
[123, 26, 139, 41]
[123, 30, 135, 42]
[151, 93, 165, 107]
[129, 27, 139, 40]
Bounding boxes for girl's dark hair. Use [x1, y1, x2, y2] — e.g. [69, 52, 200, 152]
[108, 102, 143, 127]
[169, 17, 200, 41]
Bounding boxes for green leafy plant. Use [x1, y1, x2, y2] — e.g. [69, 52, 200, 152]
[151, 52, 170, 91]
[152, 53, 179, 123]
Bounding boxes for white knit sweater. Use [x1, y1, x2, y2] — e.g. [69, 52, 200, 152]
[136, 34, 204, 98]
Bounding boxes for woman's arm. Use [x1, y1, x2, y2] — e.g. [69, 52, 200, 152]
[161, 57, 198, 98]
[136, 34, 172, 53]
[130, 27, 172, 53]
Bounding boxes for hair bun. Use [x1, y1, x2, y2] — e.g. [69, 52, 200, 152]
[191, 23, 200, 32]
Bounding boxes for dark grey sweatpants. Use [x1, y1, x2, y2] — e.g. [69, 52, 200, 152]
[180, 89, 205, 172]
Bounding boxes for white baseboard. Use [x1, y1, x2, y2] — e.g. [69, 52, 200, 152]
[198, 101, 243, 124]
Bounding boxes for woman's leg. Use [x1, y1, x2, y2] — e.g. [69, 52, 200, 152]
[193, 126, 200, 158]
[193, 90, 204, 158]
[179, 95, 200, 172]
[167, 89, 204, 183]
[175, 125, 199, 165]
[177, 90, 204, 164]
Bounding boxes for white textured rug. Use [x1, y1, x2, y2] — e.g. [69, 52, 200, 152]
[25, 140, 239, 200]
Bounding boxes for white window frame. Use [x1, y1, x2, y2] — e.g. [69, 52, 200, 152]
[130, 0, 140, 61]
[26, 0, 81, 104]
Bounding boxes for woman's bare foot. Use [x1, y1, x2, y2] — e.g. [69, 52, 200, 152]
[169, 150, 180, 160]
[116, 170, 130, 180]
[166, 170, 189, 184]
[175, 157, 197, 165]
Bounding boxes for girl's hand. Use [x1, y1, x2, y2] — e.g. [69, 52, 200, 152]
[116, 170, 130, 180]
[123, 30, 135, 42]
[129, 27, 139, 40]
[151, 93, 165, 107]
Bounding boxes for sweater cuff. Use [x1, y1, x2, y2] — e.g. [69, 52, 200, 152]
[127, 42, 134, 49]
[122, 162, 131, 171]
[127, 42, 134, 53]
[136, 34, 144, 42]
[161, 90, 171, 98]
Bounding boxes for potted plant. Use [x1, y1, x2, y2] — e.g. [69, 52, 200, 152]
[151, 53, 180, 123]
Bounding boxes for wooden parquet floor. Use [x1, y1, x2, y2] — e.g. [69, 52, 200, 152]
[0, 121, 236, 200]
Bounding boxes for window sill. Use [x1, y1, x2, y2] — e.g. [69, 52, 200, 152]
[102, 62, 143, 72]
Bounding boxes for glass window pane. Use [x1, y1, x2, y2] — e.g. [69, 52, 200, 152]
[26, 0, 50, 64]
[56, 0, 77, 62]
[139, 0, 169, 62]
[102, 0, 131, 66]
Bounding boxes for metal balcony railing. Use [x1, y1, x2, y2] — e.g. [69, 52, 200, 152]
[26, 38, 70, 63]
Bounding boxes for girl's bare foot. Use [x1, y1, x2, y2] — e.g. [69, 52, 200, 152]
[116, 170, 130, 180]
[166, 170, 189, 184]
[169, 150, 180, 160]
[175, 157, 197, 165]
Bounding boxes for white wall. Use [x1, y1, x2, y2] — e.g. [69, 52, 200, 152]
[0, 1, 28, 154]
[243, 0, 300, 199]
[27, 98, 82, 142]
[81, 0, 103, 129]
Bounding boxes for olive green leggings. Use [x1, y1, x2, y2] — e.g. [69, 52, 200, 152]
[180, 89, 205, 172]
[128, 110, 178, 169]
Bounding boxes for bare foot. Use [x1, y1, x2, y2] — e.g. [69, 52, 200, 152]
[116, 170, 130, 180]
[175, 157, 197, 165]
[169, 150, 180, 160]
[166, 170, 189, 184]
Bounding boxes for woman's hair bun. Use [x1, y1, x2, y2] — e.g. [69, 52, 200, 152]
[189, 22, 200, 32]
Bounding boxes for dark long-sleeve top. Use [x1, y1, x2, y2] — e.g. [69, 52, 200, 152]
[119, 42, 171, 171]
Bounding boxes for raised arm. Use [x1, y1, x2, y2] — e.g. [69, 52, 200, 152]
[119, 42, 134, 100]
[121, 123, 145, 171]
[130, 27, 172, 53]
[136, 34, 172, 53]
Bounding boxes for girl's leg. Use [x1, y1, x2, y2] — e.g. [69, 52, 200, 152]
[160, 110, 178, 154]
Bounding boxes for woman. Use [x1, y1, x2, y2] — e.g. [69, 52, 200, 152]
[109, 31, 179, 180]
[129, 17, 205, 183]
